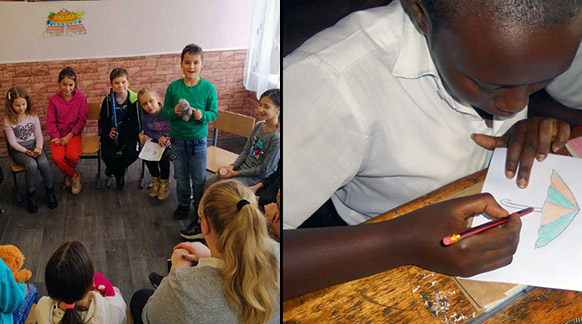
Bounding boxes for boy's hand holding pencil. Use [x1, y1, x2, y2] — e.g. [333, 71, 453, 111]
[401, 193, 521, 277]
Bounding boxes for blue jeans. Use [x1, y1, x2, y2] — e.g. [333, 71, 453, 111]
[171, 138, 207, 211]
[11, 140, 54, 192]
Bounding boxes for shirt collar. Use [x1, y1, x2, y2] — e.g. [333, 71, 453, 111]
[197, 257, 225, 269]
[392, 16, 438, 79]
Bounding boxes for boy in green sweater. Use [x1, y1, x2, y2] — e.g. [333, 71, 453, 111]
[162, 44, 218, 237]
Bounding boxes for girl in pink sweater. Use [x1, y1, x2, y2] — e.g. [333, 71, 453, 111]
[46, 67, 88, 194]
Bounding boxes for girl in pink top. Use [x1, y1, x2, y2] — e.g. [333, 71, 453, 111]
[46, 67, 88, 194]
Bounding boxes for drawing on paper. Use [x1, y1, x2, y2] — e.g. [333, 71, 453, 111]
[44, 9, 86, 37]
[501, 170, 579, 248]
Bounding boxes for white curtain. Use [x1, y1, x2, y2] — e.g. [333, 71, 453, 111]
[244, 0, 280, 99]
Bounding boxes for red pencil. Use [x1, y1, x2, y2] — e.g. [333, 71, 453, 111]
[442, 207, 534, 246]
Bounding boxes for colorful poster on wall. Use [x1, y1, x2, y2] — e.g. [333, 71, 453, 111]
[44, 9, 86, 37]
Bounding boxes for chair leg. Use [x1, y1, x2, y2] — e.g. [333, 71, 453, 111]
[139, 160, 145, 189]
[12, 171, 21, 203]
[0, 200, 4, 214]
[96, 150, 101, 189]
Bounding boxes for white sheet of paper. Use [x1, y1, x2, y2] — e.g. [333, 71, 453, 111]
[467, 148, 582, 291]
[138, 140, 165, 161]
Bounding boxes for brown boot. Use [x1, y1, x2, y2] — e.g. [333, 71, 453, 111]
[149, 177, 160, 197]
[157, 179, 170, 200]
[71, 174, 82, 195]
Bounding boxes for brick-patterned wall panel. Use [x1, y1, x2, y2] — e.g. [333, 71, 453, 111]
[0, 50, 260, 156]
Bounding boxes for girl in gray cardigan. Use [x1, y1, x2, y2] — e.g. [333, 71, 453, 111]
[130, 180, 280, 324]
[206, 88, 280, 189]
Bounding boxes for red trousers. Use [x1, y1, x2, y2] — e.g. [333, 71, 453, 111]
[51, 135, 82, 178]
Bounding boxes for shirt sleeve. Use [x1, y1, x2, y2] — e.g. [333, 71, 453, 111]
[3, 119, 27, 153]
[162, 83, 180, 122]
[199, 84, 218, 124]
[99, 95, 112, 137]
[34, 116, 44, 149]
[0, 259, 26, 313]
[45, 98, 59, 139]
[71, 94, 88, 136]
[232, 123, 257, 169]
[546, 42, 582, 109]
[282, 56, 367, 229]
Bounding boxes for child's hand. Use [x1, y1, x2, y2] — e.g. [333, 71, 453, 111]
[61, 133, 73, 145]
[219, 166, 238, 180]
[158, 136, 171, 147]
[265, 202, 280, 225]
[472, 117, 570, 189]
[173, 242, 211, 262]
[403, 193, 521, 277]
[170, 248, 195, 270]
[193, 109, 202, 120]
[24, 150, 35, 157]
[109, 128, 118, 139]
[174, 104, 183, 116]
[51, 138, 63, 146]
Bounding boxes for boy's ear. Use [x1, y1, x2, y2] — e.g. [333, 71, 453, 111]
[402, 0, 430, 36]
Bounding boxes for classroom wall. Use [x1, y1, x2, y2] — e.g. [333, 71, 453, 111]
[0, 0, 254, 63]
[0, 50, 259, 156]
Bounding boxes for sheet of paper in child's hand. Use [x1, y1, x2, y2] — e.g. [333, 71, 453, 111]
[138, 140, 164, 161]
[466, 148, 582, 291]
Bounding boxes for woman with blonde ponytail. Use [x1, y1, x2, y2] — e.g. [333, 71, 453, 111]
[132, 180, 280, 324]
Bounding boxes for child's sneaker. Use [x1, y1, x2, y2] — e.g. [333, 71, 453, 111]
[158, 179, 169, 200]
[179, 221, 204, 240]
[173, 205, 190, 220]
[149, 177, 160, 197]
[149, 272, 164, 289]
[71, 175, 82, 195]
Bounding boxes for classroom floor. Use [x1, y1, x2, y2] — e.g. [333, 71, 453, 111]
[0, 137, 245, 304]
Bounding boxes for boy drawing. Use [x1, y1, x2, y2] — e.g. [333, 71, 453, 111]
[162, 43, 217, 238]
[282, 0, 582, 300]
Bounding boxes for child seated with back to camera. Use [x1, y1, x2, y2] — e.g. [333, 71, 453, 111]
[138, 87, 171, 200]
[36, 241, 126, 324]
[3, 87, 57, 213]
[99, 68, 141, 190]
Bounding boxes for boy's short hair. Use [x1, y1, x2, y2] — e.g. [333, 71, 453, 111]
[110, 68, 129, 83]
[181, 43, 204, 61]
[421, 0, 582, 35]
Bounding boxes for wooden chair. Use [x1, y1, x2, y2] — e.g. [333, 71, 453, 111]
[207, 110, 255, 173]
[4, 138, 25, 203]
[81, 102, 102, 189]
[0, 163, 4, 213]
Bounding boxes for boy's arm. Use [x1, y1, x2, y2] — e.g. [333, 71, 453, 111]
[162, 84, 180, 121]
[528, 89, 582, 126]
[283, 194, 521, 301]
[45, 98, 60, 139]
[237, 135, 279, 178]
[0, 260, 27, 313]
[197, 86, 218, 124]
[99, 96, 111, 136]
[71, 94, 88, 136]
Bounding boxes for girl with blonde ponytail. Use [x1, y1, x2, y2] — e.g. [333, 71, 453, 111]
[133, 180, 280, 324]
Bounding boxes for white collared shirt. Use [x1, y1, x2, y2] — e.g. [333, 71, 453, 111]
[546, 41, 582, 109]
[283, 1, 526, 228]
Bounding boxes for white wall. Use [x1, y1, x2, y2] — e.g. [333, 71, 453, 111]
[0, 0, 254, 63]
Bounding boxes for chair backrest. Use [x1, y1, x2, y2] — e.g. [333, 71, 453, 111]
[87, 102, 101, 121]
[214, 110, 255, 138]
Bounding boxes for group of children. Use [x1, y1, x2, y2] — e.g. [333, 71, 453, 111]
[3, 44, 280, 236]
[2, 43, 281, 323]
[1, 180, 279, 324]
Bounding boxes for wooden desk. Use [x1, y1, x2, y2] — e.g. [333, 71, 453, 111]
[284, 152, 582, 323]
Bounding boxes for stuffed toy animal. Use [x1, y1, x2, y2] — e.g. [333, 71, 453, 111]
[92, 272, 115, 297]
[178, 99, 193, 122]
[0, 245, 32, 284]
